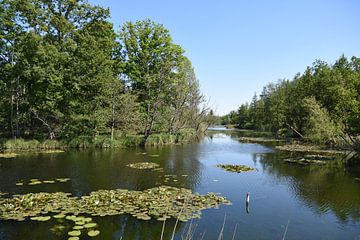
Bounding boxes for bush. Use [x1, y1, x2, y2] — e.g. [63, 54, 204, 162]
[119, 135, 144, 147]
[175, 129, 197, 144]
[4, 139, 40, 150]
[39, 140, 63, 149]
[68, 136, 92, 148]
[145, 133, 176, 146]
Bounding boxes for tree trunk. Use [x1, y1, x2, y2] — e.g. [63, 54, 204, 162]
[110, 100, 115, 141]
[10, 95, 14, 138]
[15, 80, 19, 138]
[31, 109, 56, 140]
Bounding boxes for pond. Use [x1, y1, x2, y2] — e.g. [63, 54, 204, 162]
[1, 130, 360, 239]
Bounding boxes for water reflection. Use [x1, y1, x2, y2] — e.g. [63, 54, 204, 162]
[257, 149, 360, 223]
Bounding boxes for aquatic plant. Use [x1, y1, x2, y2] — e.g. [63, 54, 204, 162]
[127, 162, 160, 169]
[283, 154, 336, 165]
[15, 178, 70, 186]
[88, 230, 100, 237]
[217, 164, 255, 173]
[0, 186, 231, 223]
[275, 144, 346, 154]
[237, 137, 285, 143]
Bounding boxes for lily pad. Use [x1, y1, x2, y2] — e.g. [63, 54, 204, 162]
[28, 181, 42, 185]
[88, 230, 100, 237]
[53, 214, 66, 219]
[126, 162, 160, 169]
[31, 216, 51, 221]
[68, 230, 81, 237]
[0, 186, 231, 223]
[43, 180, 56, 184]
[73, 225, 84, 230]
[84, 223, 97, 228]
[217, 164, 255, 173]
[68, 237, 79, 240]
[56, 178, 70, 183]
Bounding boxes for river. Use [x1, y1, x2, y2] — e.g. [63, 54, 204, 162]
[1, 129, 359, 239]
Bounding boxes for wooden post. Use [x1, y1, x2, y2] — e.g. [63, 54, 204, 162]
[246, 192, 250, 214]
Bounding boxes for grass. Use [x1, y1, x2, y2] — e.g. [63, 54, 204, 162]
[145, 129, 197, 147]
[0, 129, 199, 150]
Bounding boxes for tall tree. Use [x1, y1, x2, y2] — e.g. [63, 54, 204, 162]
[119, 19, 184, 136]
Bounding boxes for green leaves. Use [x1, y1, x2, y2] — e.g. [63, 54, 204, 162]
[0, 2, 203, 142]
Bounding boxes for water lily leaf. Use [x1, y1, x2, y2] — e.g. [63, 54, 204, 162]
[68, 237, 79, 240]
[126, 162, 159, 169]
[73, 226, 84, 230]
[88, 230, 100, 237]
[43, 180, 56, 184]
[84, 223, 97, 228]
[29, 181, 42, 185]
[31, 216, 51, 221]
[68, 230, 81, 237]
[53, 214, 65, 219]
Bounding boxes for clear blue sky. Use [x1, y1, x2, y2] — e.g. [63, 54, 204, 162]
[90, 0, 360, 115]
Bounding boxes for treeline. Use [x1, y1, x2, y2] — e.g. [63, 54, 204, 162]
[223, 56, 360, 148]
[0, 0, 211, 146]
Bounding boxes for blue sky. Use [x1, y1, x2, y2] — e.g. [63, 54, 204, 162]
[90, 0, 360, 115]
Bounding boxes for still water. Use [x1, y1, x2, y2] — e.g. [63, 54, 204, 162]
[1, 130, 360, 239]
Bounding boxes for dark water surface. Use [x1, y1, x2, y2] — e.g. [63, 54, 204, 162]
[1, 131, 360, 239]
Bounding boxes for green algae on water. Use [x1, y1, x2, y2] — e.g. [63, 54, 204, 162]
[217, 164, 255, 173]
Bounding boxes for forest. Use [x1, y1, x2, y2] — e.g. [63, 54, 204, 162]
[222, 56, 360, 150]
[0, 0, 211, 148]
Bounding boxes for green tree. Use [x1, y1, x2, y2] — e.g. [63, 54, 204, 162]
[119, 19, 185, 136]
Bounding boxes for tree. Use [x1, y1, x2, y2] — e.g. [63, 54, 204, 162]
[119, 19, 185, 136]
[302, 97, 342, 146]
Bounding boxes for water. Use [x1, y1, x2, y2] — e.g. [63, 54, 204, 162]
[1, 131, 360, 239]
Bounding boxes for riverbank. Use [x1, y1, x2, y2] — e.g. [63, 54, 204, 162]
[213, 126, 357, 154]
[0, 129, 198, 152]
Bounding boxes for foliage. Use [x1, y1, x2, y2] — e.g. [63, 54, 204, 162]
[302, 97, 343, 146]
[0, 1, 209, 145]
[224, 55, 360, 148]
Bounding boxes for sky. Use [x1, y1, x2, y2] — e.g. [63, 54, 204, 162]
[90, 0, 360, 115]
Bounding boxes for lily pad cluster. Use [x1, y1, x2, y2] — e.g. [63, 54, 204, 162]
[284, 158, 325, 165]
[65, 215, 100, 238]
[275, 144, 345, 154]
[283, 154, 336, 165]
[0, 186, 231, 223]
[126, 162, 160, 169]
[16, 178, 70, 186]
[217, 164, 255, 173]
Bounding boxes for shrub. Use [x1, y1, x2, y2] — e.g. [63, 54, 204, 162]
[4, 139, 39, 150]
[68, 136, 92, 148]
[39, 140, 63, 149]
